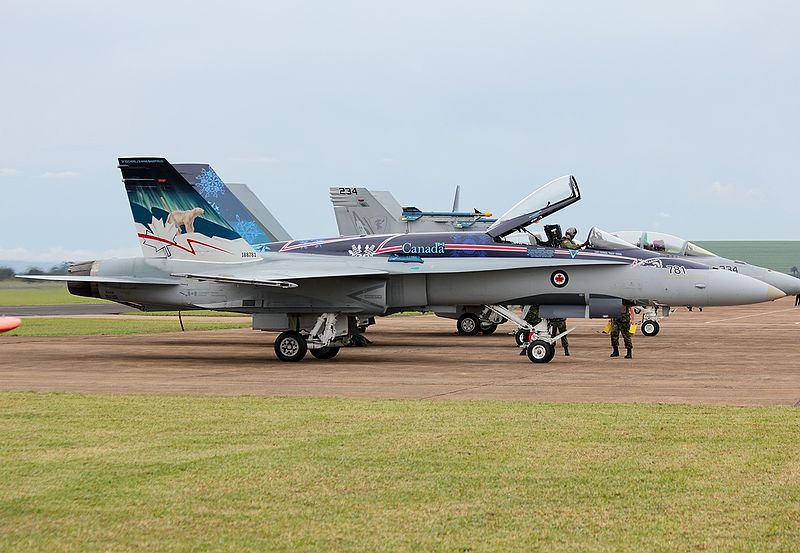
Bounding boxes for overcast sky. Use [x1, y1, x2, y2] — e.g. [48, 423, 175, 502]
[1, 0, 798, 262]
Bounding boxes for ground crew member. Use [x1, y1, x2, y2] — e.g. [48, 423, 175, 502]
[610, 301, 634, 359]
[549, 317, 569, 356]
[522, 305, 542, 327]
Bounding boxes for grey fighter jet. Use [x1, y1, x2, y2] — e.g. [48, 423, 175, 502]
[612, 230, 800, 335]
[330, 186, 495, 235]
[19, 158, 784, 364]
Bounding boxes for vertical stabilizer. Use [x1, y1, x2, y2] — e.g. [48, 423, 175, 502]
[173, 164, 292, 248]
[118, 157, 258, 261]
[329, 187, 403, 235]
[451, 185, 461, 212]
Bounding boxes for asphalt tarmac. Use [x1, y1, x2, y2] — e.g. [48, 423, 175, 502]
[1, 297, 799, 406]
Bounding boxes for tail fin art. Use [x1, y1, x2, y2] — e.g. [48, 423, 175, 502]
[329, 187, 402, 236]
[173, 164, 292, 248]
[118, 157, 258, 262]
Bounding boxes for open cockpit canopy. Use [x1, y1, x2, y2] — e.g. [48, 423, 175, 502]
[613, 231, 716, 257]
[487, 175, 580, 239]
[586, 228, 638, 251]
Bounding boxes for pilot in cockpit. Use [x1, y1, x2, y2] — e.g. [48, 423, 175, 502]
[561, 227, 587, 250]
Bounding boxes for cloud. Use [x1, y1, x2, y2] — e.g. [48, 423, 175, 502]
[41, 171, 80, 178]
[0, 168, 21, 177]
[0, 246, 140, 263]
[226, 155, 280, 164]
[709, 181, 764, 201]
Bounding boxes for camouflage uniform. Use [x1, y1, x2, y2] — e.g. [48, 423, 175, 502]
[523, 305, 542, 327]
[549, 317, 569, 355]
[610, 305, 633, 350]
[560, 237, 580, 250]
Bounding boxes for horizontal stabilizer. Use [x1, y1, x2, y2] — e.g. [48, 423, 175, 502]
[16, 275, 178, 285]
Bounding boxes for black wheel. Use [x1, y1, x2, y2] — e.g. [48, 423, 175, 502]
[310, 346, 340, 359]
[526, 340, 555, 363]
[456, 313, 481, 336]
[274, 331, 307, 362]
[480, 322, 497, 335]
[641, 320, 660, 337]
[514, 328, 529, 346]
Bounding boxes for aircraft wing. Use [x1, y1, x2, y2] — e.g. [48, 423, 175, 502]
[16, 275, 179, 285]
[172, 265, 390, 288]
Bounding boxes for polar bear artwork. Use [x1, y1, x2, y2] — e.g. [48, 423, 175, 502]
[167, 207, 205, 234]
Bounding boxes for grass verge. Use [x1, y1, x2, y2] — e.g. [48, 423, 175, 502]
[0, 283, 108, 306]
[2, 317, 250, 336]
[1, 394, 798, 552]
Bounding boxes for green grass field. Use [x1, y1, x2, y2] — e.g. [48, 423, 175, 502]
[0, 282, 108, 306]
[2, 317, 250, 336]
[1, 394, 798, 552]
[693, 240, 800, 274]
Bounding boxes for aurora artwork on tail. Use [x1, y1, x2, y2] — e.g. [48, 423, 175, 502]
[121, 158, 258, 262]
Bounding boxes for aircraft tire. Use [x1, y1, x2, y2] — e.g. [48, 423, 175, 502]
[456, 313, 481, 336]
[514, 328, 528, 346]
[480, 322, 498, 335]
[274, 331, 308, 362]
[310, 346, 340, 360]
[641, 320, 660, 337]
[526, 340, 555, 363]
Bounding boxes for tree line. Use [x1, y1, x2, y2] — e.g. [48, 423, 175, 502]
[0, 262, 70, 280]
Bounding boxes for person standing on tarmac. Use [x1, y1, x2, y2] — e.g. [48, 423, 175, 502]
[610, 301, 634, 359]
[549, 317, 570, 356]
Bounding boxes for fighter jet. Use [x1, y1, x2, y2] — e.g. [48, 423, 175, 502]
[19, 158, 784, 364]
[330, 185, 800, 337]
[612, 230, 800, 335]
[330, 186, 495, 236]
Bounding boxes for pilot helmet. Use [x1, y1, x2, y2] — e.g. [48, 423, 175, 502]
[565, 227, 577, 239]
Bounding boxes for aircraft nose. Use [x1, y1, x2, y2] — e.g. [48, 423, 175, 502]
[767, 284, 786, 301]
[706, 270, 785, 306]
[765, 272, 800, 296]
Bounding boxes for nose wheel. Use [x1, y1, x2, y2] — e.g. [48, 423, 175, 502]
[641, 320, 660, 336]
[526, 340, 555, 363]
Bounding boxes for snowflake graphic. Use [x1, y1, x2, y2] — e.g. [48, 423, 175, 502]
[231, 216, 263, 244]
[195, 167, 227, 200]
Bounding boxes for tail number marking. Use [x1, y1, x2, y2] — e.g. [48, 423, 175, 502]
[338, 187, 358, 195]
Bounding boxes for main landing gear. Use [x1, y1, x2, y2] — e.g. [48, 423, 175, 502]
[272, 313, 361, 362]
[456, 307, 507, 336]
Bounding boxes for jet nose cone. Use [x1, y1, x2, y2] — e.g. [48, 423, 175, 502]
[706, 270, 785, 306]
[766, 272, 800, 296]
[767, 284, 786, 301]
